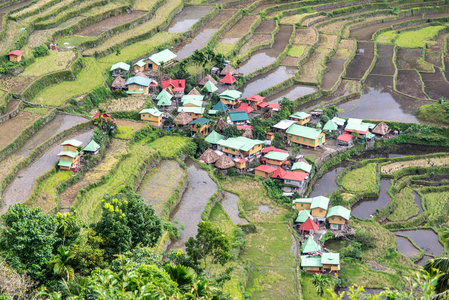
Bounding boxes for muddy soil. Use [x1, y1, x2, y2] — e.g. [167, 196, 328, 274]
[76, 11, 146, 36]
[0, 111, 40, 150]
[322, 59, 345, 91]
[0, 75, 38, 94]
[220, 15, 259, 43]
[0, 99, 19, 115]
[239, 33, 271, 55]
[294, 28, 317, 45]
[0, 0, 32, 13]
[352, 179, 391, 219]
[239, 24, 293, 75]
[251, 3, 276, 14]
[1, 130, 93, 214]
[393, 229, 443, 256]
[371, 44, 395, 76]
[168, 159, 217, 250]
[239, 66, 296, 98]
[165, 5, 214, 33]
[265, 84, 317, 104]
[254, 19, 275, 33]
[420, 69, 449, 100]
[396, 48, 426, 70]
[396, 70, 427, 99]
[221, 192, 248, 225]
[114, 119, 146, 131]
[337, 75, 428, 123]
[280, 55, 299, 67]
[425, 51, 443, 68]
[344, 41, 374, 79]
[174, 9, 236, 60]
[430, 32, 448, 52]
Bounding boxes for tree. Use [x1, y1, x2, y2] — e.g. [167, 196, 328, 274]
[186, 222, 231, 279]
[164, 264, 195, 292]
[94, 191, 163, 259]
[311, 273, 331, 299]
[0, 204, 57, 281]
[55, 212, 80, 247]
[48, 246, 75, 281]
[192, 135, 211, 158]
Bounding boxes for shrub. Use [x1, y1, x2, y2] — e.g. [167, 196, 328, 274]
[32, 45, 50, 58]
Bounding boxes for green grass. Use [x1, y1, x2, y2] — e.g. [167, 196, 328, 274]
[33, 57, 104, 106]
[133, 0, 159, 11]
[417, 102, 449, 125]
[115, 126, 134, 140]
[209, 202, 235, 236]
[341, 163, 377, 194]
[57, 35, 97, 46]
[21, 51, 77, 77]
[287, 45, 307, 58]
[376, 30, 397, 44]
[339, 260, 400, 289]
[421, 190, 449, 217]
[149, 136, 190, 158]
[214, 43, 235, 56]
[389, 187, 419, 221]
[23, 107, 49, 115]
[377, 26, 447, 48]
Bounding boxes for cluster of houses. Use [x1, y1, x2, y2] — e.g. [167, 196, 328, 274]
[292, 195, 352, 276]
[57, 138, 100, 171]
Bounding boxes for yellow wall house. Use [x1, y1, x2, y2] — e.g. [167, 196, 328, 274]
[219, 90, 242, 108]
[310, 196, 330, 222]
[58, 139, 82, 171]
[189, 117, 211, 136]
[264, 151, 289, 167]
[125, 76, 157, 96]
[286, 124, 325, 150]
[145, 49, 177, 70]
[289, 111, 311, 125]
[7, 50, 23, 62]
[326, 206, 351, 231]
[254, 164, 277, 178]
[139, 108, 164, 127]
[177, 106, 205, 119]
[293, 198, 312, 211]
[217, 136, 264, 161]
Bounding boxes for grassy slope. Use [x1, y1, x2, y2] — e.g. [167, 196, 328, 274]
[288, 45, 307, 58]
[417, 102, 449, 125]
[20, 51, 76, 77]
[341, 163, 377, 193]
[421, 190, 449, 218]
[389, 187, 418, 221]
[149, 136, 190, 158]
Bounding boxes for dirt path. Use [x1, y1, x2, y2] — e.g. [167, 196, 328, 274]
[59, 139, 127, 209]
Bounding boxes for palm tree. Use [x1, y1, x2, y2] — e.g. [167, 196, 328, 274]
[312, 273, 331, 300]
[164, 264, 195, 292]
[48, 246, 75, 281]
[55, 212, 79, 246]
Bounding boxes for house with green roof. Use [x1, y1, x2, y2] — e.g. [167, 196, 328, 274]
[208, 101, 228, 115]
[156, 89, 172, 107]
[145, 49, 177, 70]
[228, 110, 249, 125]
[289, 111, 311, 125]
[264, 151, 289, 167]
[178, 106, 205, 119]
[323, 120, 338, 132]
[83, 140, 100, 155]
[327, 206, 351, 231]
[133, 59, 146, 72]
[201, 80, 218, 93]
[310, 196, 330, 221]
[295, 210, 311, 223]
[205, 130, 224, 146]
[321, 253, 340, 275]
[139, 108, 164, 126]
[331, 116, 346, 127]
[219, 90, 242, 108]
[292, 161, 312, 174]
[300, 255, 322, 273]
[302, 236, 320, 254]
[181, 95, 204, 107]
[189, 117, 211, 136]
[286, 124, 325, 150]
[110, 62, 130, 77]
[293, 198, 313, 210]
[217, 136, 264, 160]
[58, 139, 82, 171]
[301, 253, 340, 275]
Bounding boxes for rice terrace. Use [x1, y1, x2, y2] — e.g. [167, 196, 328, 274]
[3, 0, 449, 298]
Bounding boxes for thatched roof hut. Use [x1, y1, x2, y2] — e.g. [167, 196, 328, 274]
[216, 118, 229, 131]
[174, 111, 193, 126]
[220, 65, 236, 76]
[215, 155, 235, 169]
[111, 76, 126, 90]
[188, 88, 201, 96]
[242, 127, 253, 138]
[372, 121, 390, 136]
[199, 149, 219, 164]
[199, 74, 218, 86]
[135, 71, 149, 78]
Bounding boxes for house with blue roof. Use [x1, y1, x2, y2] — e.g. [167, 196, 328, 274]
[125, 76, 158, 95]
[227, 110, 249, 125]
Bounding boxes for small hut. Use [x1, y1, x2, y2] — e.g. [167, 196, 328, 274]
[174, 111, 193, 126]
[135, 71, 149, 78]
[199, 74, 218, 86]
[7, 50, 24, 62]
[202, 80, 218, 93]
[199, 149, 219, 164]
[220, 65, 236, 76]
[216, 118, 229, 131]
[188, 88, 201, 96]
[215, 154, 235, 170]
[111, 76, 126, 91]
[372, 121, 390, 136]
[242, 127, 253, 139]
[221, 72, 236, 85]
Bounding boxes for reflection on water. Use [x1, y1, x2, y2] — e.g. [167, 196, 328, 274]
[166, 6, 214, 33]
[352, 179, 391, 219]
[395, 236, 420, 258]
[337, 75, 428, 123]
[265, 84, 317, 104]
[393, 229, 443, 256]
[239, 66, 296, 98]
[309, 167, 344, 198]
[176, 29, 216, 59]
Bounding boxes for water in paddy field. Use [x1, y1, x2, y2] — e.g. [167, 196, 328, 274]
[309, 167, 344, 198]
[175, 29, 216, 60]
[221, 192, 248, 225]
[265, 84, 318, 104]
[0, 130, 94, 214]
[239, 66, 296, 98]
[351, 179, 391, 220]
[168, 159, 217, 251]
[395, 236, 420, 259]
[165, 6, 215, 33]
[337, 75, 429, 123]
[393, 229, 443, 256]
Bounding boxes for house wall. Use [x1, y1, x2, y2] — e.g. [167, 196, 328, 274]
[222, 147, 240, 156]
[128, 84, 148, 94]
[140, 114, 162, 126]
[220, 98, 239, 106]
[187, 112, 203, 119]
[62, 145, 78, 152]
[248, 144, 263, 157]
[184, 103, 200, 107]
[322, 264, 339, 271]
[190, 123, 210, 135]
[311, 208, 327, 218]
[9, 55, 21, 62]
[290, 116, 310, 125]
[302, 266, 323, 272]
[265, 158, 283, 166]
[284, 179, 302, 187]
[235, 161, 246, 169]
[255, 170, 272, 178]
[328, 217, 346, 225]
[294, 202, 311, 210]
[288, 132, 325, 148]
[133, 65, 145, 72]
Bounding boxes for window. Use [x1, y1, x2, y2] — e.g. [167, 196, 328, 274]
[332, 217, 334, 220]
[301, 204, 303, 207]
[319, 209, 322, 213]
[66, 146, 69, 150]
[319, 137, 322, 143]
[68, 158, 71, 162]
[339, 217, 342, 221]
[296, 136, 299, 140]
[310, 139, 313, 143]
[303, 138, 306, 142]
[310, 267, 313, 270]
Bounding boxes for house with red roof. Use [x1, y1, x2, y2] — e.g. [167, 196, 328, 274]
[268, 103, 280, 111]
[234, 158, 247, 172]
[246, 95, 267, 110]
[7, 50, 24, 62]
[271, 167, 308, 191]
[92, 111, 116, 124]
[337, 132, 354, 146]
[254, 164, 277, 178]
[163, 78, 185, 96]
[298, 217, 319, 234]
[236, 103, 254, 114]
[220, 72, 236, 85]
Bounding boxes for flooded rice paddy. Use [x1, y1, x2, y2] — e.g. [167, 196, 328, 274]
[417, 255, 433, 267]
[239, 66, 296, 98]
[168, 159, 217, 250]
[76, 11, 146, 36]
[1, 130, 93, 214]
[344, 41, 374, 80]
[309, 167, 344, 198]
[221, 192, 248, 225]
[322, 59, 345, 91]
[166, 5, 214, 33]
[395, 236, 420, 258]
[393, 229, 443, 256]
[352, 179, 391, 220]
[265, 84, 317, 104]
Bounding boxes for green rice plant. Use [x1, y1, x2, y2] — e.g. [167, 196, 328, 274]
[149, 136, 190, 158]
[421, 190, 449, 217]
[389, 187, 419, 221]
[115, 126, 133, 140]
[209, 202, 235, 236]
[214, 43, 235, 56]
[341, 163, 377, 194]
[20, 51, 77, 77]
[287, 45, 307, 58]
[23, 107, 49, 115]
[376, 30, 397, 44]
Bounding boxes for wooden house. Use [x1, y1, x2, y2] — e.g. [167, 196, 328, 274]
[125, 76, 157, 95]
[220, 72, 236, 85]
[286, 124, 325, 150]
[326, 206, 351, 231]
[267, 103, 280, 111]
[163, 78, 185, 97]
[219, 90, 242, 108]
[336, 132, 354, 146]
[323, 120, 338, 132]
[236, 103, 254, 114]
[372, 121, 390, 137]
[111, 76, 126, 91]
[205, 130, 224, 147]
[156, 89, 172, 107]
[189, 117, 211, 136]
[273, 119, 296, 135]
[266, 132, 274, 141]
[133, 60, 146, 72]
[321, 253, 340, 276]
[181, 95, 204, 107]
[246, 95, 266, 110]
[220, 64, 236, 76]
[139, 108, 164, 127]
[228, 110, 249, 125]
[301, 235, 320, 254]
[177, 106, 205, 119]
[234, 158, 247, 172]
[263, 151, 289, 167]
[58, 139, 82, 171]
[145, 49, 177, 70]
[110, 62, 130, 77]
[254, 164, 277, 178]
[310, 196, 330, 222]
[300, 255, 323, 273]
[290, 112, 311, 125]
[83, 140, 100, 155]
[293, 198, 312, 210]
[217, 136, 264, 161]
[7, 50, 24, 62]
[292, 161, 312, 173]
